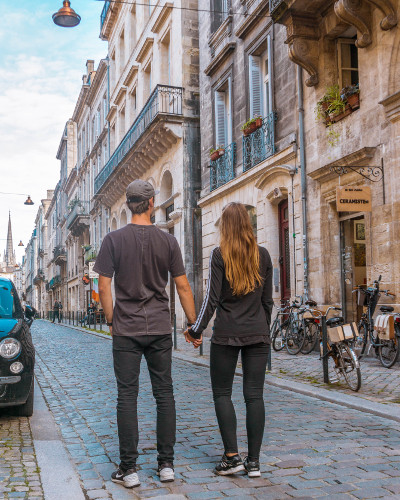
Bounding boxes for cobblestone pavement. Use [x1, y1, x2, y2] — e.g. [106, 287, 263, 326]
[173, 335, 400, 406]
[0, 414, 44, 499]
[29, 320, 400, 499]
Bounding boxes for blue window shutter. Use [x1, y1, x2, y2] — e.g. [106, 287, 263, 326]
[215, 91, 227, 146]
[249, 55, 263, 118]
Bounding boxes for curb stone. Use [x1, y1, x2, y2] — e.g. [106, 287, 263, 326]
[46, 320, 400, 424]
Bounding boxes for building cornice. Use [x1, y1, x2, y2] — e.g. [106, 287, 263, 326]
[136, 37, 154, 63]
[123, 64, 139, 87]
[204, 42, 236, 77]
[235, 0, 271, 38]
[151, 2, 173, 33]
[86, 59, 108, 107]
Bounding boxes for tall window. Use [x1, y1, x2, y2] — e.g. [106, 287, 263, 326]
[160, 32, 171, 85]
[143, 62, 152, 102]
[214, 80, 232, 147]
[249, 36, 272, 119]
[119, 29, 125, 75]
[103, 94, 108, 125]
[97, 107, 101, 137]
[129, 88, 137, 121]
[338, 38, 359, 88]
[211, 0, 229, 33]
[130, 7, 137, 52]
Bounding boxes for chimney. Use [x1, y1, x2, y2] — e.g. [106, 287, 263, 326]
[86, 60, 95, 75]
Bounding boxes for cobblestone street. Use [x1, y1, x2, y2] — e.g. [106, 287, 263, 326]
[2, 320, 400, 499]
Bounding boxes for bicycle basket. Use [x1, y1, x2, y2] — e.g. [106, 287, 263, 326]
[357, 288, 368, 307]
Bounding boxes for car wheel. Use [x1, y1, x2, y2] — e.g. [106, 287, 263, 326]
[13, 382, 34, 417]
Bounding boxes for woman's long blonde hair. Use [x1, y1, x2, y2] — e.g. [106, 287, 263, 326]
[219, 202, 262, 296]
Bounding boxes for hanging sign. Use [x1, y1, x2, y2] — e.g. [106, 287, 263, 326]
[88, 261, 99, 279]
[336, 186, 372, 212]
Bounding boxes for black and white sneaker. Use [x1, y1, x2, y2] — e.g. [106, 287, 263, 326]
[214, 454, 245, 475]
[157, 462, 175, 482]
[111, 467, 140, 488]
[244, 456, 261, 477]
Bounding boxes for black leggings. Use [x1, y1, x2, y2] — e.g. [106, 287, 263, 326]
[210, 341, 269, 461]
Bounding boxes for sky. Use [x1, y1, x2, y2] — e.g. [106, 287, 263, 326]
[0, 0, 106, 263]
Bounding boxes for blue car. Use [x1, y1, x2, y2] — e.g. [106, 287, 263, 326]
[0, 277, 35, 416]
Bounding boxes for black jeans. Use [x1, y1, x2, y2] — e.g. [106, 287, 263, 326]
[52, 310, 59, 323]
[113, 334, 176, 470]
[210, 341, 269, 461]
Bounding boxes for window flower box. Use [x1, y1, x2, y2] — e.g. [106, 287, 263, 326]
[242, 117, 263, 137]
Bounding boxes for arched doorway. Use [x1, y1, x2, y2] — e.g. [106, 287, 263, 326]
[120, 210, 128, 227]
[278, 199, 291, 304]
[111, 218, 117, 231]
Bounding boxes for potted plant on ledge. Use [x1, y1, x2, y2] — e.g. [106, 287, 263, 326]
[241, 116, 263, 136]
[341, 84, 360, 110]
[209, 145, 225, 162]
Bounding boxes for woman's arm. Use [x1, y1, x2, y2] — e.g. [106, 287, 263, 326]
[261, 251, 274, 327]
[189, 248, 224, 339]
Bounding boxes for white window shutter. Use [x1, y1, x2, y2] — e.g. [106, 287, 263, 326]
[215, 91, 226, 146]
[249, 56, 263, 118]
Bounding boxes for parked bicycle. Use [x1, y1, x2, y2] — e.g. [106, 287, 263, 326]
[271, 296, 306, 355]
[353, 275, 399, 368]
[305, 305, 361, 391]
[300, 300, 323, 355]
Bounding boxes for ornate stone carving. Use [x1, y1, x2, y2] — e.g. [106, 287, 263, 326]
[284, 14, 320, 87]
[334, 0, 372, 48]
[365, 0, 397, 30]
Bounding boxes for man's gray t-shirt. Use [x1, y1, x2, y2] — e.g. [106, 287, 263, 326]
[93, 224, 186, 336]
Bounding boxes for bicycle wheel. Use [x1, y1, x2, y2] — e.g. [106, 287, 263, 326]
[327, 348, 343, 385]
[285, 320, 305, 355]
[378, 328, 400, 368]
[301, 320, 319, 354]
[353, 321, 368, 358]
[339, 344, 362, 392]
[272, 320, 288, 352]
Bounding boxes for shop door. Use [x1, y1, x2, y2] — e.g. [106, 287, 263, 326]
[279, 200, 291, 304]
[340, 215, 367, 322]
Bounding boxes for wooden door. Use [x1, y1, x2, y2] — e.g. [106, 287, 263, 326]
[279, 200, 291, 304]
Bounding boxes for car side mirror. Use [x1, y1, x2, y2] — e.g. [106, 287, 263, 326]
[25, 305, 36, 321]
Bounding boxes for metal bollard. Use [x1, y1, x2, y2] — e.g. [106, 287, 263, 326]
[321, 315, 329, 384]
[72, 311, 74, 325]
[173, 314, 177, 350]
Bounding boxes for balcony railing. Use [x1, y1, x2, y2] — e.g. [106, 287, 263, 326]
[100, 1, 111, 29]
[67, 202, 90, 236]
[243, 113, 276, 172]
[209, 143, 236, 191]
[95, 85, 183, 194]
[85, 247, 98, 264]
[53, 245, 67, 266]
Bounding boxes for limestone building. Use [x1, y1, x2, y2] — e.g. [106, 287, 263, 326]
[272, 0, 400, 319]
[96, 0, 202, 327]
[198, 0, 301, 310]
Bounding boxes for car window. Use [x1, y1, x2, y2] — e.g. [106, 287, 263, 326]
[0, 283, 23, 319]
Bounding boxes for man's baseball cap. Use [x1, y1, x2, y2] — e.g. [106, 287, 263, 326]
[126, 180, 158, 204]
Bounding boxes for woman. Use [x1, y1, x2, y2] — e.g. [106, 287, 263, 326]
[186, 202, 273, 478]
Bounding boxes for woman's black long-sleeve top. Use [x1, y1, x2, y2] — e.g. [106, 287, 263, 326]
[190, 246, 274, 345]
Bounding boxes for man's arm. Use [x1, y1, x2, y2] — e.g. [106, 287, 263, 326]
[174, 275, 196, 325]
[98, 275, 113, 334]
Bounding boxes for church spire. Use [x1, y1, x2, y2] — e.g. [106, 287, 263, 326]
[5, 211, 16, 266]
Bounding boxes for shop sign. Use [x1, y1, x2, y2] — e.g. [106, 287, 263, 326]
[88, 261, 99, 279]
[336, 186, 372, 212]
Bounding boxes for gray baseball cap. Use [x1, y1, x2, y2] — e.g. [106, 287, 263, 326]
[126, 180, 158, 204]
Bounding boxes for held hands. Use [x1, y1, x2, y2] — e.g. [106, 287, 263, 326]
[184, 328, 202, 349]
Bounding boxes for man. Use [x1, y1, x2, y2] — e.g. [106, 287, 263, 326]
[57, 300, 63, 322]
[52, 300, 60, 323]
[94, 180, 196, 489]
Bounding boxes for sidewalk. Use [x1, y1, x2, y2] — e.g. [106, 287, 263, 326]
[56, 319, 400, 417]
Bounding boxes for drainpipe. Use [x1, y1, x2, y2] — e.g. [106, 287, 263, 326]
[297, 66, 309, 299]
[106, 55, 111, 160]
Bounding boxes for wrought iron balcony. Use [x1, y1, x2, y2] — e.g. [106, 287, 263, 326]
[67, 202, 89, 237]
[100, 1, 111, 29]
[243, 113, 276, 172]
[84, 247, 98, 264]
[95, 85, 183, 195]
[209, 143, 236, 191]
[53, 245, 67, 266]
[33, 270, 45, 286]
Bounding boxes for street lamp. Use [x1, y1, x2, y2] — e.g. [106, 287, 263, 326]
[18, 241, 24, 247]
[52, 1, 81, 28]
[0, 192, 34, 205]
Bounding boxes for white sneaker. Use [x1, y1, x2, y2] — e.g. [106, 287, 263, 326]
[157, 463, 175, 482]
[111, 468, 140, 488]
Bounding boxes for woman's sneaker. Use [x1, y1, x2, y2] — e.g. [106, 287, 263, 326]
[111, 467, 140, 488]
[244, 456, 261, 477]
[157, 462, 175, 482]
[214, 454, 245, 475]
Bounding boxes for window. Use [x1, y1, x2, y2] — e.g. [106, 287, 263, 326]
[97, 107, 101, 137]
[129, 88, 137, 120]
[166, 203, 174, 221]
[130, 6, 137, 52]
[119, 29, 125, 74]
[92, 118, 96, 146]
[160, 32, 171, 85]
[103, 94, 108, 125]
[249, 36, 272, 119]
[338, 38, 359, 89]
[211, 0, 229, 32]
[214, 80, 232, 147]
[103, 141, 108, 166]
[143, 61, 152, 101]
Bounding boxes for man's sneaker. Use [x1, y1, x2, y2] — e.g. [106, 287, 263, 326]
[111, 467, 140, 488]
[214, 454, 245, 475]
[244, 456, 261, 477]
[157, 462, 175, 482]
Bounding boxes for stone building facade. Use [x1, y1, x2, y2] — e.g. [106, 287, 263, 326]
[272, 0, 400, 320]
[96, 0, 202, 327]
[198, 0, 302, 311]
